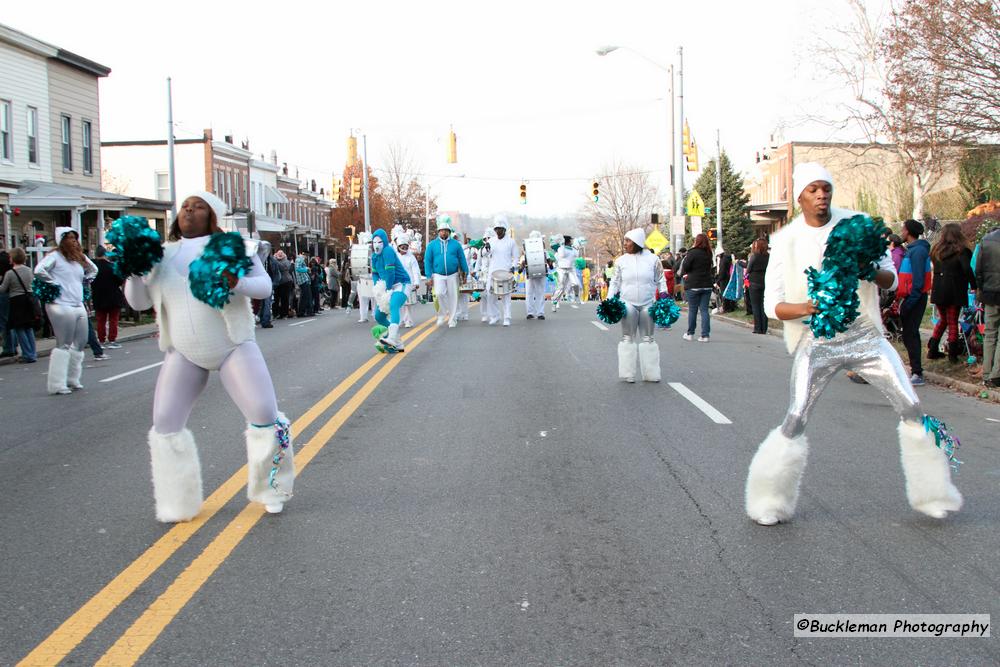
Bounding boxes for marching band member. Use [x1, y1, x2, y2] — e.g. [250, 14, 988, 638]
[124, 191, 294, 521]
[608, 228, 667, 383]
[454, 232, 471, 322]
[521, 230, 551, 320]
[744, 163, 962, 526]
[484, 215, 518, 326]
[551, 234, 580, 311]
[370, 228, 410, 351]
[34, 227, 98, 394]
[396, 233, 421, 328]
[423, 216, 469, 328]
[477, 226, 495, 323]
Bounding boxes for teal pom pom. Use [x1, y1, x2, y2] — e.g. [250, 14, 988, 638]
[597, 295, 626, 324]
[648, 297, 681, 327]
[33, 277, 61, 304]
[806, 214, 890, 339]
[371, 324, 387, 340]
[574, 257, 587, 270]
[188, 232, 253, 309]
[923, 414, 962, 471]
[106, 216, 163, 277]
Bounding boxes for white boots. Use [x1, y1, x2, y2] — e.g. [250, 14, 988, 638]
[618, 341, 637, 382]
[47, 348, 71, 395]
[638, 340, 661, 382]
[149, 428, 203, 523]
[898, 420, 963, 519]
[745, 421, 963, 526]
[67, 349, 85, 390]
[246, 414, 295, 514]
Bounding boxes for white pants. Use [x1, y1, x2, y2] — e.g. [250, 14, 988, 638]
[552, 269, 578, 303]
[432, 273, 460, 325]
[525, 276, 546, 316]
[457, 292, 469, 320]
[486, 272, 512, 322]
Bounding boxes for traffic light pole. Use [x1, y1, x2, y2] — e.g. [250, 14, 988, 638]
[362, 134, 371, 234]
[715, 128, 723, 254]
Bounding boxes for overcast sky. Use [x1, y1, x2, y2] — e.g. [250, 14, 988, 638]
[4, 0, 877, 217]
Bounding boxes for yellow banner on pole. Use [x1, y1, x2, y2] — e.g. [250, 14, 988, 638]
[645, 228, 669, 254]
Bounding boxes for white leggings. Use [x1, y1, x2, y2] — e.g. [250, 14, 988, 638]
[153, 342, 278, 434]
[46, 303, 88, 350]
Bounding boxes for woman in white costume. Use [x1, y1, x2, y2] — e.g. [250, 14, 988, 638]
[124, 192, 294, 522]
[396, 234, 422, 328]
[608, 228, 667, 383]
[34, 227, 98, 394]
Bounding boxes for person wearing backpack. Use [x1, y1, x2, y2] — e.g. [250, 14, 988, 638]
[896, 220, 932, 385]
[0, 248, 37, 362]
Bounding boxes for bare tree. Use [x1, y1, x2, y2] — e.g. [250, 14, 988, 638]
[380, 141, 434, 226]
[579, 162, 659, 257]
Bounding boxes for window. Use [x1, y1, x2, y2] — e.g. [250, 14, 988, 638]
[155, 171, 170, 201]
[61, 115, 72, 171]
[82, 120, 93, 174]
[27, 107, 38, 165]
[0, 100, 11, 162]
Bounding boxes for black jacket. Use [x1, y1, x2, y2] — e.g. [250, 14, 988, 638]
[931, 247, 976, 307]
[680, 247, 715, 289]
[747, 252, 769, 289]
[975, 229, 1000, 305]
[91, 258, 124, 311]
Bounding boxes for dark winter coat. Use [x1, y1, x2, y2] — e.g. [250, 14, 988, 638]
[746, 252, 769, 289]
[91, 258, 125, 311]
[275, 258, 293, 285]
[680, 247, 715, 289]
[931, 247, 976, 307]
[715, 252, 732, 289]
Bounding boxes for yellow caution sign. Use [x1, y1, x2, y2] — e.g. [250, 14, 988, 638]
[645, 228, 668, 254]
[686, 190, 705, 217]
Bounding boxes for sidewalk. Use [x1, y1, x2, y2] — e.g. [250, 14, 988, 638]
[0, 321, 159, 366]
[704, 307, 1000, 404]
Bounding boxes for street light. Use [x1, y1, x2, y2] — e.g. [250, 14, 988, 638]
[425, 174, 465, 247]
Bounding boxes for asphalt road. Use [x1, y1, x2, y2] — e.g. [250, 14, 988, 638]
[2, 301, 998, 666]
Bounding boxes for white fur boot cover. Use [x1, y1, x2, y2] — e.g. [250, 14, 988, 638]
[638, 341, 661, 382]
[898, 420, 963, 517]
[618, 341, 638, 382]
[148, 428, 203, 523]
[246, 413, 295, 506]
[745, 427, 809, 522]
[67, 349, 85, 389]
[46, 347, 70, 395]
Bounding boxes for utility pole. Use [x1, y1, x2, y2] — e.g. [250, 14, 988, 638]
[715, 129, 723, 254]
[361, 134, 371, 234]
[166, 77, 177, 222]
[674, 47, 684, 221]
[668, 64, 676, 220]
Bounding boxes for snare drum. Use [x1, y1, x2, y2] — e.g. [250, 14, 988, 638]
[524, 237, 547, 279]
[406, 287, 419, 305]
[491, 270, 515, 296]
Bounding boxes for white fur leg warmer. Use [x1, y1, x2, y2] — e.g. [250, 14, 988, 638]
[638, 341, 661, 382]
[67, 349, 85, 389]
[46, 348, 70, 395]
[149, 428, 203, 523]
[745, 428, 809, 522]
[246, 413, 295, 506]
[898, 420, 963, 517]
[618, 341, 638, 382]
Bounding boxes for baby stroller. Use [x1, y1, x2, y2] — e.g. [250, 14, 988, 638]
[880, 288, 902, 342]
[958, 295, 985, 364]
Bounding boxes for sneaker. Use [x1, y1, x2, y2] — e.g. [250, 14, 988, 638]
[265, 502, 284, 514]
[93, 353, 110, 361]
[448, 321, 457, 328]
[503, 319, 511, 327]
[261, 324, 274, 329]
[698, 336, 709, 343]
[755, 515, 779, 526]
[488, 318, 499, 326]
[106, 342, 122, 349]
[682, 333, 694, 341]
[909, 373, 926, 386]
[538, 315, 545, 320]
[526, 314, 535, 320]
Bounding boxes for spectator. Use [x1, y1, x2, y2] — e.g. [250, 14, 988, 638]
[258, 241, 277, 329]
[272, 250, 293, 319]
[929, 223, 976, 363]
[0, 251, 13, 357]
[974, 224, 1000, 388]
[680, 233, 714, 342]
[747, 238, 769, 334]
[326, 259, 341, 309]
[0, 248, 38, 362]
[294, 253, 312, 317]
[715, 250, 734, 313]
[673, 248, 687, 300]
[888, 234, 905, 271]
[898, 219, 931, 385]
[661, 256, 675, 299]
[310, 256, 326, 313]
[91, 245, 125, 348]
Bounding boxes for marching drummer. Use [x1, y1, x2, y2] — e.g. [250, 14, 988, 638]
[521, 230, 552, 320]
[485, 215, 518, 327]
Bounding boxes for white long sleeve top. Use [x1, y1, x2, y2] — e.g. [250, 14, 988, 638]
[34, 251, 98, 307]
[400, 250, 422, 286]
[487, 236, 518, 276]
[609, 250, 667, 308]
[556, 245, 578, 270]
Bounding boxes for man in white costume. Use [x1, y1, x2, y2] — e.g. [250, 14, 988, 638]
[477, 226, 495, 323]
[744, 162, 962, 527]
[454, 232, 471, 322]
[551, 234, 580, 311]
[396, 233, 422, 328]
[484, 215, 518, 326]
[521, 230, 550, 320]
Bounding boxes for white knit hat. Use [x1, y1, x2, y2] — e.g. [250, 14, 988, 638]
[180, 190, 228, 224]
[792, 163, 833, 203]
[396, 233, 411, 246]
[624, 227, 646, 248]
[54, 226, 77, 243]
[492, 214, 509, 230]
[436, 215, 453, 232]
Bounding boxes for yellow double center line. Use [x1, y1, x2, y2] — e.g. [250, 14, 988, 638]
[19, 317, 438, 667]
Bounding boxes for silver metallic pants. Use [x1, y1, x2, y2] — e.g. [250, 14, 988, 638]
[46, 303, 88, 350]
[621, 303, 654, 343]
[781, 319, 922, 438]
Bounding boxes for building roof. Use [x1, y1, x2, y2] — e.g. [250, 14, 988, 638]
[10, 181, 136, 209]
[0, 23, 110, 76]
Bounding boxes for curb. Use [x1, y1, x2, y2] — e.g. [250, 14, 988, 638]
[707, 310, 1000, 405]
[0, 326, 158, 366]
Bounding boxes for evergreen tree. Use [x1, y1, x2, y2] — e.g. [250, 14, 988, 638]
[692, 151, 755, 256]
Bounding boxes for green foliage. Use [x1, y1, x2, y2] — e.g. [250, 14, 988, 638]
[959, 147, 1000, 208]
[923, 187, 969, 220]
[854, 186, 881, 219]
[692, 151, 755, 255]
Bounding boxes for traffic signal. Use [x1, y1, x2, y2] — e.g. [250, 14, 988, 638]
[447, 128, 457, 164]
[344, 225, 356, 239]
[351, 177, 362, 199]
[519, 183, 527, 205]
[707, 228, 718, 241]
[334, 178, 343, 199]
[591, 181, 599, 202]
[685, 141, 699, 172]
[682, 120, 692, 155]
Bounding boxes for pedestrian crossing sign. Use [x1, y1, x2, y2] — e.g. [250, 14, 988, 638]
[645, 228, 668, 254]
[686, 191, 706, 217]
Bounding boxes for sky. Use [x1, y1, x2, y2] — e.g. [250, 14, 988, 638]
[4, 0, 874, 218]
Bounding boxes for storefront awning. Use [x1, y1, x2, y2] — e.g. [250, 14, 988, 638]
[10, 180, 136, 210]
[255, 218, 292, 233]
[264, 186, 288, 205]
